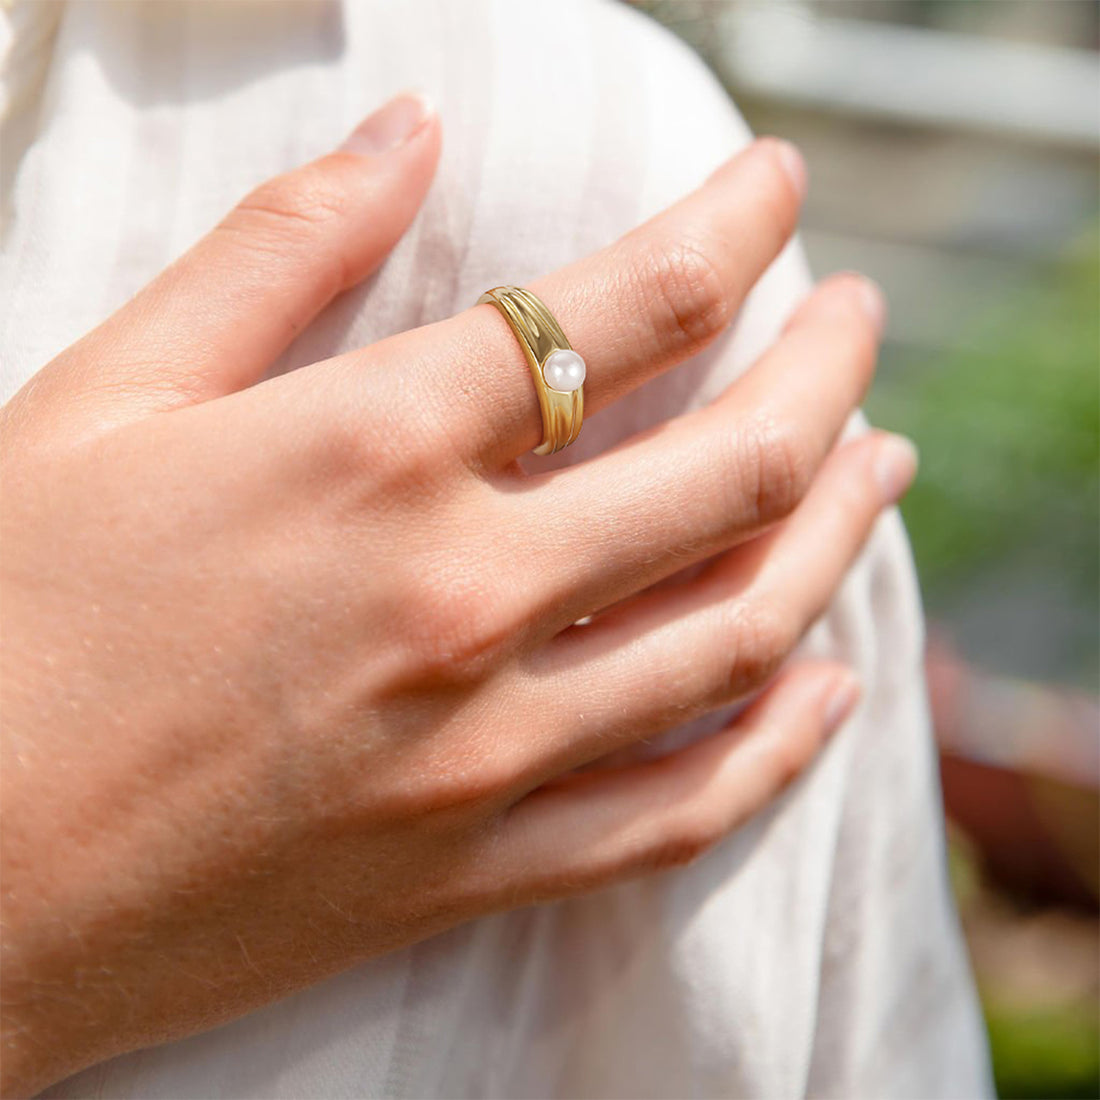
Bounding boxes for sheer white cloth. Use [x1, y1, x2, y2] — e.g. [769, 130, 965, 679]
[1, 1, 993, 1096]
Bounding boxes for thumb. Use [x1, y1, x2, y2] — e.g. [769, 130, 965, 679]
[23, 92, 441, 435]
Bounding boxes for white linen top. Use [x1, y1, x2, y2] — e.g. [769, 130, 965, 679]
[1, 1, 993, 1096]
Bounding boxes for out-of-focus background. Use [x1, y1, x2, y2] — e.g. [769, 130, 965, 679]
[630, 2, 1099, 1097]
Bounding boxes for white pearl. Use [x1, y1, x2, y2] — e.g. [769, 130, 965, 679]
[542, 349, 586, 392]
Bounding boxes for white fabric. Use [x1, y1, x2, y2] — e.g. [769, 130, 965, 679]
[1, 1, 993, 1096]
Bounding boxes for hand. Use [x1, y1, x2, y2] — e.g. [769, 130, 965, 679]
[0, 92, 915, 1095]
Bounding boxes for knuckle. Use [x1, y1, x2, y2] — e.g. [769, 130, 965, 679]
[418, 745, 521, 818]
[638, 236, 733, 351]
[322, 407, 375, 474]
[223, 165, 353, 292]
[406, 571, 524, 682]
[641, 809, 722, 873]
[316, 381, 461, 502]
[765, 727, 816, 792]
[738, 415, 813, 525]
[237, 165, 351, 237]
[324, 401, 434, 487]
[728, 605, 797, 696]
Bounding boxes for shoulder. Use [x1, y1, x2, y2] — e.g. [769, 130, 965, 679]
[482, 0, 755, 217]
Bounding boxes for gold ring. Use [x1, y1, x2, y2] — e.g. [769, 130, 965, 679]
[477, 286, 585, 455]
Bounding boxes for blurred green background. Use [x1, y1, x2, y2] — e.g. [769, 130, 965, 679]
[632, 2, 1099, 1097]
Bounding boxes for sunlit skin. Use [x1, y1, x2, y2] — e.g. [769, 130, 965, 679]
[0, 94, 916, 1096]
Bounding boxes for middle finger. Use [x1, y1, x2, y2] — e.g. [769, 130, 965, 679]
[510, 427, 916, 787]
[495, 272, 885, 639]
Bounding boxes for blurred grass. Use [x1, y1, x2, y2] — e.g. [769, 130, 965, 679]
[950, 830, 1100, 1100]
[875, 231, 1100, 1098]
[867, 224, 1100, 615]
[985, 1002, 1100, 1100]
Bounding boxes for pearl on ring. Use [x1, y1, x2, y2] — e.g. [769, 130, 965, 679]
[541, 349, 586, 392]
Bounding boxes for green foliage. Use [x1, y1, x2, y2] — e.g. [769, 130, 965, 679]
[984, 1000, 1100, 1100]
[867, 227, 1100, 610]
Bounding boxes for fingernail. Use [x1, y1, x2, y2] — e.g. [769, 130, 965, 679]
[825, 272, 886, 334]
[766, 138, 807, 200]
[823, 672, 861, 735]
[874, 433, 919, 504]
[856, 276, 887, 333]
[340, 91, 434, 156]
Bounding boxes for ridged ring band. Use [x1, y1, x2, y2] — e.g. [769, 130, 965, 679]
[477, 286, 585, 455]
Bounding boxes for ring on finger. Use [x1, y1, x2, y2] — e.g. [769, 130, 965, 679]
[477, 285, 585, 455]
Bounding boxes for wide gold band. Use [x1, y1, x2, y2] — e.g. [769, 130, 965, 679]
[477, 286, 584, 455]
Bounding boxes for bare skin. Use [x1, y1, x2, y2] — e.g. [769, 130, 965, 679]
[0, 93, 916, 1096]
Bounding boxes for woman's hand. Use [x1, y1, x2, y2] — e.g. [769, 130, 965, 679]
[0, 93, 915, 1095]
